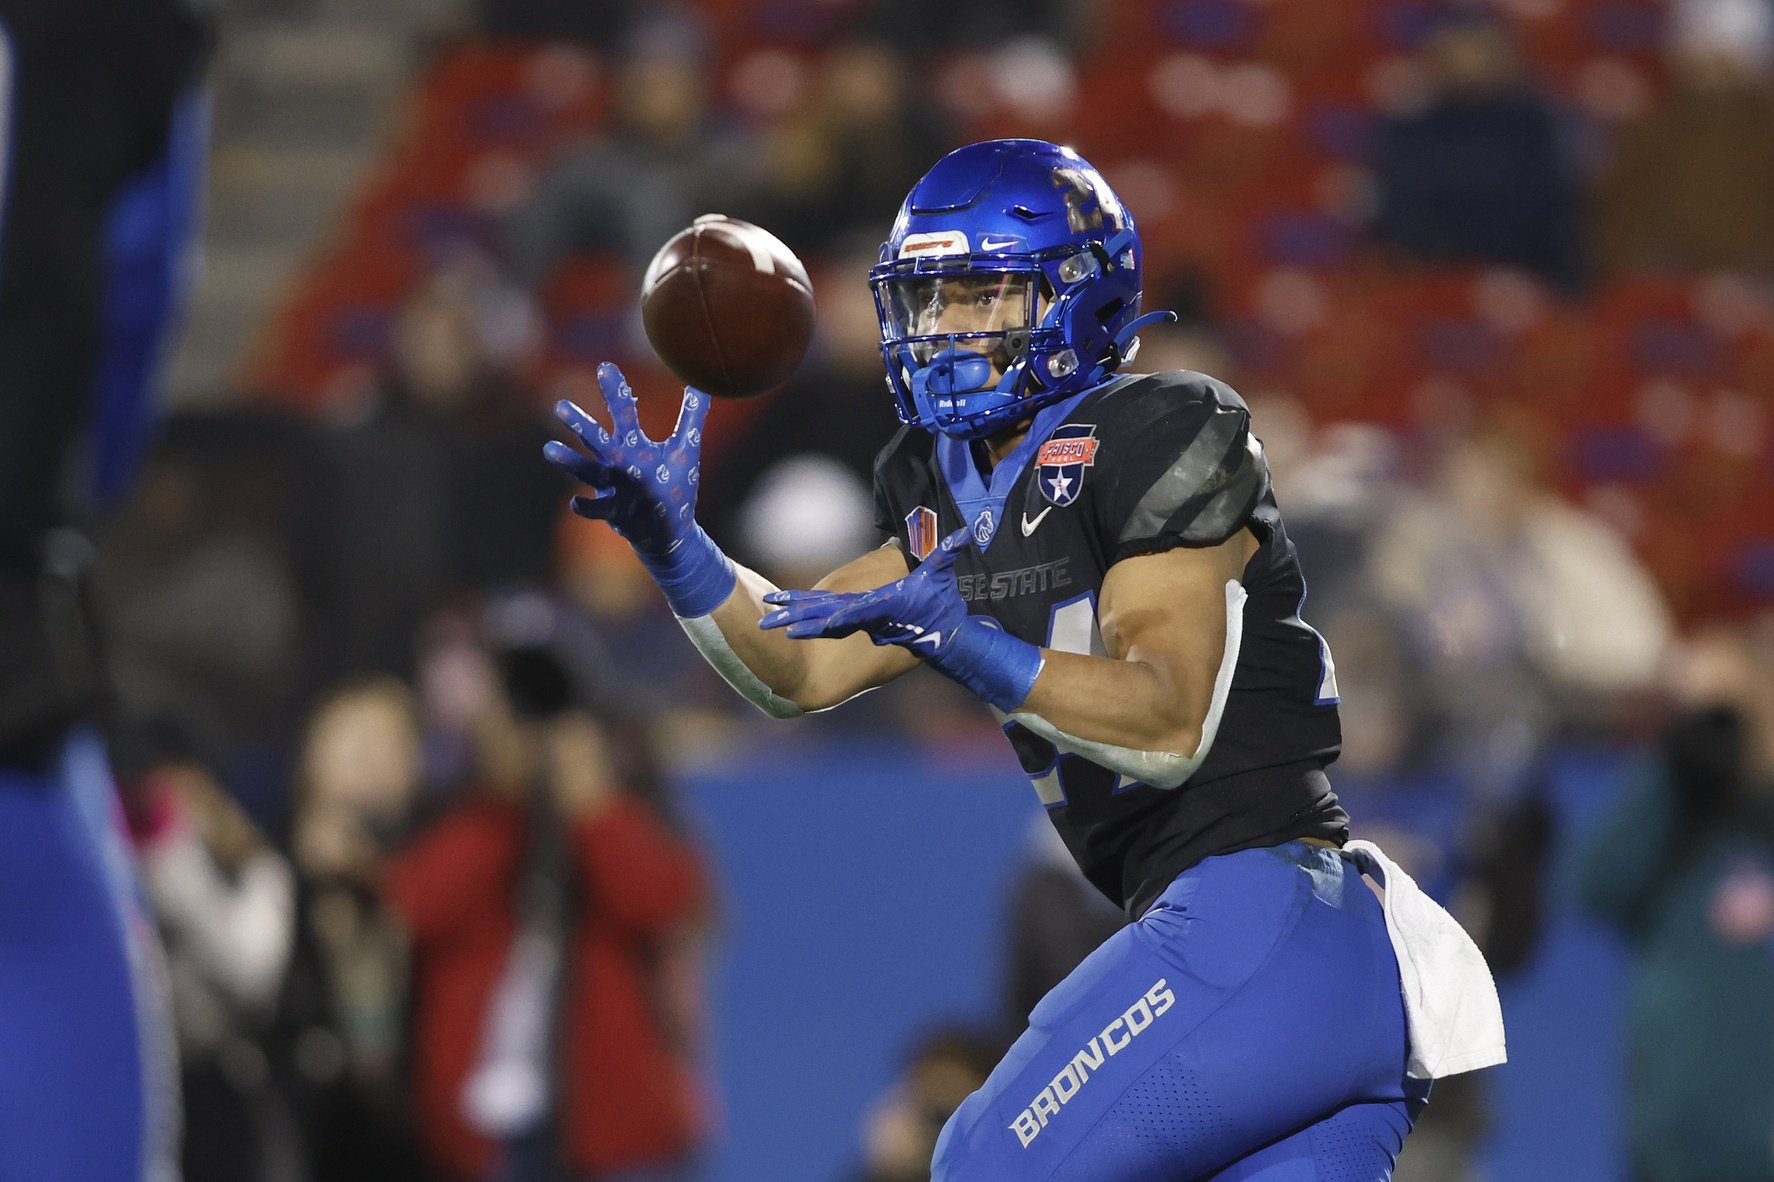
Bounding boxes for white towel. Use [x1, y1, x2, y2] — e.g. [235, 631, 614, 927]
[1338, 839, 1508, 1080]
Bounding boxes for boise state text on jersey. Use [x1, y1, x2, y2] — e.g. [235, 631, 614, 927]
[873, 369, 1348, 917]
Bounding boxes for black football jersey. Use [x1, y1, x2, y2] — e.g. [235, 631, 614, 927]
[872, 370, 1349, 917]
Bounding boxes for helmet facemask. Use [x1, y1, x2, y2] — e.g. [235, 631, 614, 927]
[872, 254, 1088, 441]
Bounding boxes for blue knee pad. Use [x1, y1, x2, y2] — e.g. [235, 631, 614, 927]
[933, 842, 1421, 1181]
[0, 731, 173, 1182]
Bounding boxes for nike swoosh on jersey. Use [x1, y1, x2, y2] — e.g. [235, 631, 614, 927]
[1020, 506, 1053, 536]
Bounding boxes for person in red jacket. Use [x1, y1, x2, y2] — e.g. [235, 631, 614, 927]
[385, 636, 711, 1182]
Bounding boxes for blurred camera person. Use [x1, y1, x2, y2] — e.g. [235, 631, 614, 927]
[124, 723, 295, 1182]
[1581, 623, 1774, 1182]
[276, 678, 429, 1182]
[385, 600, 712, 1182]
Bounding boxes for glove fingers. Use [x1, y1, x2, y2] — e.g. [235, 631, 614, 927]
[672, 386, 710, 445]
[925, 526, 973, 569]
[759, 591, 853, 631]
[598, 362, 646, 439]
[785, 615, 860, 640]
[819, 601, 882, 637]
[568, 490, 622, 522]
[762, 588, 845, 609]
[554, 400, 617, 462]
[543, 439, 615, 486]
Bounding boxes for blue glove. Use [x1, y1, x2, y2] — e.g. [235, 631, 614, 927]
[758, 528, 1045, 712]
[544, 362, 735, 617]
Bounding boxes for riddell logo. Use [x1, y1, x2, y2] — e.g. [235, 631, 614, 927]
[1009, 979, 1176, 1149]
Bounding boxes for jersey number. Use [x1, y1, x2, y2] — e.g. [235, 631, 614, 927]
[1004, 595, 1129, 808]
[1006, 588, 1340, 808]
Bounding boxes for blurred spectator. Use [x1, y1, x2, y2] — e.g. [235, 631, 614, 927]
[737, 455, 877, 590]
[1129, 275, 1236, 387]
[1370, 422, 1672, 798]
[276, 677, 429, 1182]
[852, 1028, 1001, 1182]
[757, 37, 952, 254]
[384, 616, 712, 1182]
[104, 412, 305, 759]
[1581, 623, 1774, 1182]
[476, 0, 634, 45]
[552, 522, 723, 721]
[1593, 0, 1774, 274]
[126, 725, 298, 1182]
[504, 16, 760, 282]
[299, 272, 564, 686]
[863, 0, 1088, 53]
[1370, 16, 1584, 288]
[1001, 818, 1125, 1034]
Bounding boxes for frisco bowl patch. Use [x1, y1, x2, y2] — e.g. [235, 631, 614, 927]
[1035, 424, 1100, 507]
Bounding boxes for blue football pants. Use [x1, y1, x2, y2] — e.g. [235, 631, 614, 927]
[0, 731, 170, 1182]
[933, 841, 1430, 1181]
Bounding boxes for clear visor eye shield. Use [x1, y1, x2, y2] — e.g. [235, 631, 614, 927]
[869, 252, 1069, 434]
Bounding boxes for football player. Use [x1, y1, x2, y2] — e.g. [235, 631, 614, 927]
[547, 138, 1503, 1179]
[0, 2, 209, 1178]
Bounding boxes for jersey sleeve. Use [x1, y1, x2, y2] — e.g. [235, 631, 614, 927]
[1093, 372, 1271, 564]
[871, 424, 925, 559]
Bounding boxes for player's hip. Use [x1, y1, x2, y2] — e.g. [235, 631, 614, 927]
[1133, 839, 1390, 988]
[932, 843, 1411, 1179]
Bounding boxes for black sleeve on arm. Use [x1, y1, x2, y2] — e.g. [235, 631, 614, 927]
[870, 425, 922, 567]
[1094, 374, 1269, 566]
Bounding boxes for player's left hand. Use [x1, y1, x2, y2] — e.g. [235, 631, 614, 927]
[760, 527, 973, 652]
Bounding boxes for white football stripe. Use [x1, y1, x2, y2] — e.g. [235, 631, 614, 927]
[714, 221, 777, 275]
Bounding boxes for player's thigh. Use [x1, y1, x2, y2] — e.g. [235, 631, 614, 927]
[931, 843, 1413, 1182]
[1203, 1089, 1427, 1182]
[0, 737, 154, 1182]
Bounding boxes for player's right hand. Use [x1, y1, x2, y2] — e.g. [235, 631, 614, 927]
[544, 362, 709, 557]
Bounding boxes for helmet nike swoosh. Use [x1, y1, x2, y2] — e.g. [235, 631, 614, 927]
[1020, 506, 1053, 536]
[980, 237, 1019, 251]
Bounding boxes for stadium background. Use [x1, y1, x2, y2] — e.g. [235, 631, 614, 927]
[108, 0, 1774, 1179]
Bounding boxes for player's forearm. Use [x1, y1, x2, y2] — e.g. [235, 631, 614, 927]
[1003, 649, 1215, 790]
[681, 564, 905, 714]
[1018, 648, 1206, 757]
[703, 566, 827, 709]
[1000, 577, 1248, 790]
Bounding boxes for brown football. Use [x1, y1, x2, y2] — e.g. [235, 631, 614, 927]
[640, 215, 816, 399]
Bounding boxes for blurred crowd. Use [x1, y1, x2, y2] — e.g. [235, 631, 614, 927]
[116, 599, 717, 1182]
[106, 0, 1774, 1179]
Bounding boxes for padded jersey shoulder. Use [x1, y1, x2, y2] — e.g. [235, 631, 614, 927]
[1080, 370, 1271, 562]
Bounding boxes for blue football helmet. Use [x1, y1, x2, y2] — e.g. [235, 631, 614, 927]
[870, 139, 1172, 440]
